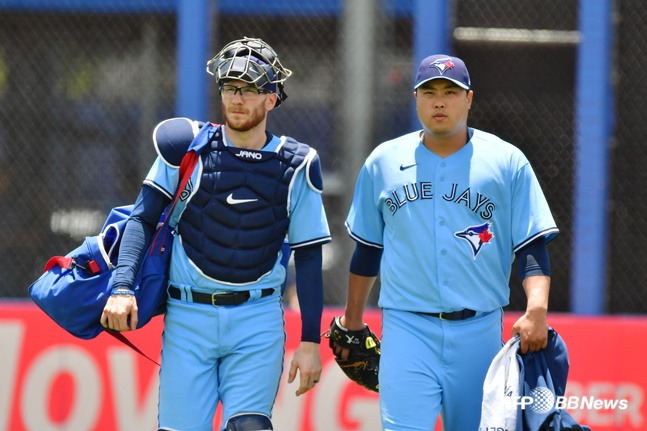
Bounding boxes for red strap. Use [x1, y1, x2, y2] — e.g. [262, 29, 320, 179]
[168, 150, 197, 219]
[179, 150, 198, 180]
[117, 148, 200, 363]
[149, 150, 199, 255]
[42, 257, 102, 274]
[106, 331, 161, 366]
[43, 256, 73, 273]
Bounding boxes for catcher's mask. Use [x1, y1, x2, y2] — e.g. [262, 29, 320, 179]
[206, 37, 292, 107]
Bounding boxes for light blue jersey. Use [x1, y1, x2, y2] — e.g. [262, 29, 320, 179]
[346, 128, 558, 313]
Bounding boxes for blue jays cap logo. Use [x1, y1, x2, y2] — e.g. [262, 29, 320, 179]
[455, 223, 494, 259]
[414, 54, 471, 90]
[429, 58, 455, 75]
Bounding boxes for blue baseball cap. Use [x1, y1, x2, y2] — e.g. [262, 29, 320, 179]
[414, 54, 471, 90]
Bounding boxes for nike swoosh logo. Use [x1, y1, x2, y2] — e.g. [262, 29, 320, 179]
[226, 193, 258, 205]
[400, 163, 416, 171]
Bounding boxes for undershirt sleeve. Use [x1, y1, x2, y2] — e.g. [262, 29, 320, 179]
[293, 244, 324, 343]
[515, 236, 551, 279]
[112, 185, 170, 289]
[349, 241, 383, 277]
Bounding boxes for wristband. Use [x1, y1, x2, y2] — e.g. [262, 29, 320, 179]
[111, 289, 135, 296]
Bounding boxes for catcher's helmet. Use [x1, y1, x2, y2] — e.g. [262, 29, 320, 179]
[207, 37, 292, 106]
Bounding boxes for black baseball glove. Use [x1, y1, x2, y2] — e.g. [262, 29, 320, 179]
[324, 316, 380, 392]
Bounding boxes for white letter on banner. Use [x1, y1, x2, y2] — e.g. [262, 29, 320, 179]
[587, 382, 614, 426]
[0, 323, 23, 430]
[21, 346, 101, 431]
[311, 360, 381, 431]
[564, 381, 584, 421]
[615, 382, 644, 427]
[107, 348, 159, 431]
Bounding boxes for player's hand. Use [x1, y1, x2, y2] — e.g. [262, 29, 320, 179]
[331, 315, 365, 360]
[511, 311, 548, 354]
[100, 293, 138, 332]
[288, 341, 322, 396]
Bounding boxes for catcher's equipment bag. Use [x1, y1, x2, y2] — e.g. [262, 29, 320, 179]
[28, 120, 211, 341]
[28, 205, 171, 340]
[326, 316, 381, 392]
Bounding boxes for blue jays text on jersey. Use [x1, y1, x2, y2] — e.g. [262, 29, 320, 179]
[385, 181, 496, 219]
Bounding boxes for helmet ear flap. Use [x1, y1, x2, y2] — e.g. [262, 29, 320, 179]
[274, 83, 286, 107]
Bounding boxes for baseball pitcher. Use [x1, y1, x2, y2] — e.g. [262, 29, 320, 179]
[332, 54, 559, 430]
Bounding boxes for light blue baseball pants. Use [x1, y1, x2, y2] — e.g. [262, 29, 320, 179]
[380, 308, 503, 431]
[157, 293, 284, 431]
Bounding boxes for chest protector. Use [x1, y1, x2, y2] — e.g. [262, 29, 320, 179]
[178, 128, 313, 284]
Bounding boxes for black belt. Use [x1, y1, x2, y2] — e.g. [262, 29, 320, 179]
[419, 309, 477, 321]
[168, 285, 275, 306]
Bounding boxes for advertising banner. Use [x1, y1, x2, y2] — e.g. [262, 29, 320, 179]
[0, 302, 644, 430]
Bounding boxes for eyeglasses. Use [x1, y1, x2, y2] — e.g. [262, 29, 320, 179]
[219, 84, 271, 99]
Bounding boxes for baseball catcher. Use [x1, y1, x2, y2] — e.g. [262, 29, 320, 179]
[325, 316, 380, 392]
[102, 36, 331, 430]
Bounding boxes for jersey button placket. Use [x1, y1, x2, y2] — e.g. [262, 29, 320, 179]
[435, 159, 451, 305]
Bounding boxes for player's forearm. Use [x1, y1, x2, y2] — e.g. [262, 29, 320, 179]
[515, 275, 550, 352]
[343, 272, 376, 329]
[522, 275, 550, 317]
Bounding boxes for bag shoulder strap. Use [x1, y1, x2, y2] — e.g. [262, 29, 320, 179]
[108, 331, 161, 366]
[148, 123, 215, 253]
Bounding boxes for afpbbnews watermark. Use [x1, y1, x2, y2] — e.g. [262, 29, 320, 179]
[513, 387, 629, 413]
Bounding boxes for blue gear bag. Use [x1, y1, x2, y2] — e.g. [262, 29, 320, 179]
[28, 120, 215, 342]
[28, 205, 171, 340]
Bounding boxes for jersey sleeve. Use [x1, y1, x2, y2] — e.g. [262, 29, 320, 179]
[345, 164, 385, 248]
[142, 157, 180, 201]
[511, 162, 559, 251]
[287, 163, 331, 248]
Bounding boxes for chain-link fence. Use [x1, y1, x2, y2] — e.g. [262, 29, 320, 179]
[0, 11, 178, 298]
[609, 0, 647, 313]
[453, 0, 578, 312]
[1, 0, 645, 313]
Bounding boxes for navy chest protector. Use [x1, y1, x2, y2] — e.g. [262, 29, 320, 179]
[179, 132, 313, 283]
